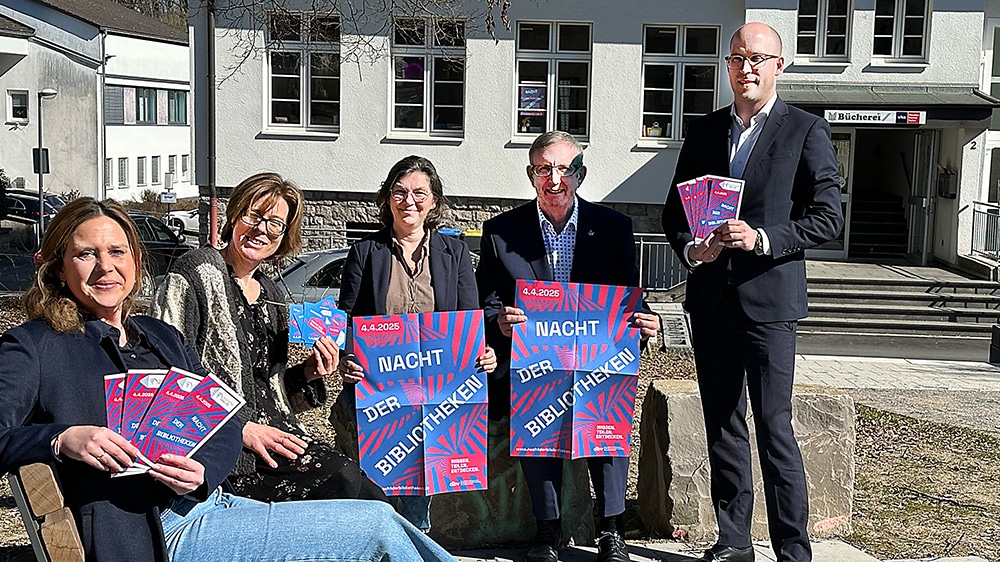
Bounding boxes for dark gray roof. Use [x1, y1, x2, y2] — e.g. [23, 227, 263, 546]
[0, 13, 35, 37]
[778, 84, 1000, 108]
[35, 0, 187, 44]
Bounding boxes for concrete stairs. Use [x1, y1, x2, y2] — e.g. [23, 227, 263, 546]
[848, 191, 907, 259]
[803, 277, 1000, 337]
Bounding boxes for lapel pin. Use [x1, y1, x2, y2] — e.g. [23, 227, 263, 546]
[588, 230, 594, 236]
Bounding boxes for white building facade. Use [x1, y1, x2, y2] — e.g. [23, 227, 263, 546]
[195, 0, 998, 273]
[0, 0, 194, 206]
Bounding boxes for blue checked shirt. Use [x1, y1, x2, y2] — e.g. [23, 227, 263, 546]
[537, 198, 579, 283]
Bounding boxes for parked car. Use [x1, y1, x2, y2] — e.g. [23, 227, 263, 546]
[275, 240, 479, 305]
[275, 248, 351, 304]
[164, 208, 199, 235]
[2, 191, 60, 227]
[129, 212, 194, 296]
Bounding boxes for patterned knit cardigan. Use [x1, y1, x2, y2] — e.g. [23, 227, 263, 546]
[148, 246, 325, 475]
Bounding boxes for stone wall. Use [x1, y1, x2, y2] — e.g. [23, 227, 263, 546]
[197, 187, 665, 250]
[328, 391, 597, 548]
[637, 380, 855, 542]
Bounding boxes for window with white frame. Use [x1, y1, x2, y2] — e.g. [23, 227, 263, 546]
[267, 13, 340, 130]
[6, 90, 28, 123]
[873, 0, 927, 59]
[136, 88, 156, 124]
[104, 158, 112, 189]
[515, 21, 592, 139]
[168, 155, 177, 177]
[167, 91, 187, 124]
[181, 154, 189, 179]
[118, 158, 128, 187]
[796, 0, 850, 58]
[137, 157, 147, 186]
[152, 156, 160, 184]
[390, 18, 466, 135]
[640, 25, 719, 141]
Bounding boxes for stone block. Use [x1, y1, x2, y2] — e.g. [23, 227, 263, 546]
[637, 380, 854, 541]
[329, 392, 595, 548]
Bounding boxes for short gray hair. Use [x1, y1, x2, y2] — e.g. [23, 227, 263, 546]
[528, 131, 583, 162]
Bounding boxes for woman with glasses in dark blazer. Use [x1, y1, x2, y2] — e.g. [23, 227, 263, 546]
[335, 155, 497, 532]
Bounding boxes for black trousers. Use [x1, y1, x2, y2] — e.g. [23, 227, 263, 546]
[689, 287, 811, 562]
[489, 360, 629, 522]
[520, 455, 629, 521]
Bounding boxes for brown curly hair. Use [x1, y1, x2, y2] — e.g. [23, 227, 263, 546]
[22, 197, 144, 333]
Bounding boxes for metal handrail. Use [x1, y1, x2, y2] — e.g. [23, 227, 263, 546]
[635, 233, 687, 291]
[971, 201, 1000, 262]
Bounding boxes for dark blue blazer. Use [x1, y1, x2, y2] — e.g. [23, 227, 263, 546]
[338, 228, 479, 318]
[0, 316, 242, 562]
[476, 199, 641, 371]
[661, 97, 844, 323]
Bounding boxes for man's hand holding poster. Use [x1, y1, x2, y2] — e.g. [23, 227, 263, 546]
[351, 310, 488, 496]
[511, 280, 641, 459]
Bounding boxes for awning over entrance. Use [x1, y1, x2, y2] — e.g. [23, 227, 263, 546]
[777, 84, 1000, 122]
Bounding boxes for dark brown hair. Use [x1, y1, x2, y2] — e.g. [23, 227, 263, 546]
[23, 197, 144, 333]
[375, 156, 449, 230]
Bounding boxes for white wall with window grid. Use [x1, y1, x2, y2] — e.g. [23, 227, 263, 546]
[205, 0, 982, 208]
[208, 0, 746, 207]
[752, 1, 982, 85]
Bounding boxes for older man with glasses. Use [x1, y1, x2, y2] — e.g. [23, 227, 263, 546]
[661, 23, 843, 562]
[477, 130, 660, 562]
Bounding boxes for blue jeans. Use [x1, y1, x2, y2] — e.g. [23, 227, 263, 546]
[393, 495, 432, 533]
[161, 487, 455, 561]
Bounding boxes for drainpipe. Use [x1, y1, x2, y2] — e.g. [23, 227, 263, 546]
[99, 29, 107, 200]
[207, 0, 219, 247]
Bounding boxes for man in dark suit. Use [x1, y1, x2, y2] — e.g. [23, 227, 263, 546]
[661, 23, 844, 562]
[477, 131, 660, 562]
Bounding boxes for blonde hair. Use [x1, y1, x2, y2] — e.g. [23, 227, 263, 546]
[23, 198, 144, 333]
[220, 172, 304, 261]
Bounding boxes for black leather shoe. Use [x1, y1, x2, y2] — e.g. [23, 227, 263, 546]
[525, 544, 559, 562]
[597, 531, 631, 562]
[526, 518, 562, 562]
[697, 544, 754, 561]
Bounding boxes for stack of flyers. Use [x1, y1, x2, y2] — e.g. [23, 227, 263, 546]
[289, 296, 348, 348]
[676, 175, 745, 241]
[103, 367, 245, 475]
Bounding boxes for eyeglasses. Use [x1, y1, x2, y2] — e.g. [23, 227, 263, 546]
[241, 210, 288, 237]
[724, 53, 780, 70]
[529, 164, 580, 178]
[390, 188, 431, 203]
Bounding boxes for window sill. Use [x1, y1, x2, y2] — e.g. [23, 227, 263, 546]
[507, 135, 590, 149]
[380, 135, 464, 146]
[867, 58, 929, 69]
[789, 58, 850, 69]
[633, 140, 681, 151]
[256, 129, 340, 141]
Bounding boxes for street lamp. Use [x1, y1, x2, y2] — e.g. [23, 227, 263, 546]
[36, 87, 57, 249]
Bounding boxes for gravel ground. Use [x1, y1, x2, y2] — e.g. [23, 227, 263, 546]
[1, 295, 998, 561]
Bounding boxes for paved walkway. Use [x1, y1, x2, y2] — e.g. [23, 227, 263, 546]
[795, 354, 1000, 391]
[453, 354, 1000, 562]
[453, 539, 891, 561]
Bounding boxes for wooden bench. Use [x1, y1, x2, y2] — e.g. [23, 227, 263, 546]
[8, 463, 84, 562]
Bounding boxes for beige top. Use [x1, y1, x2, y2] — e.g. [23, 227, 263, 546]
[385, 234, 435, 314]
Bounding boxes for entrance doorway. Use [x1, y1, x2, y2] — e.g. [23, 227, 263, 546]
[840, 128, 931, 261]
